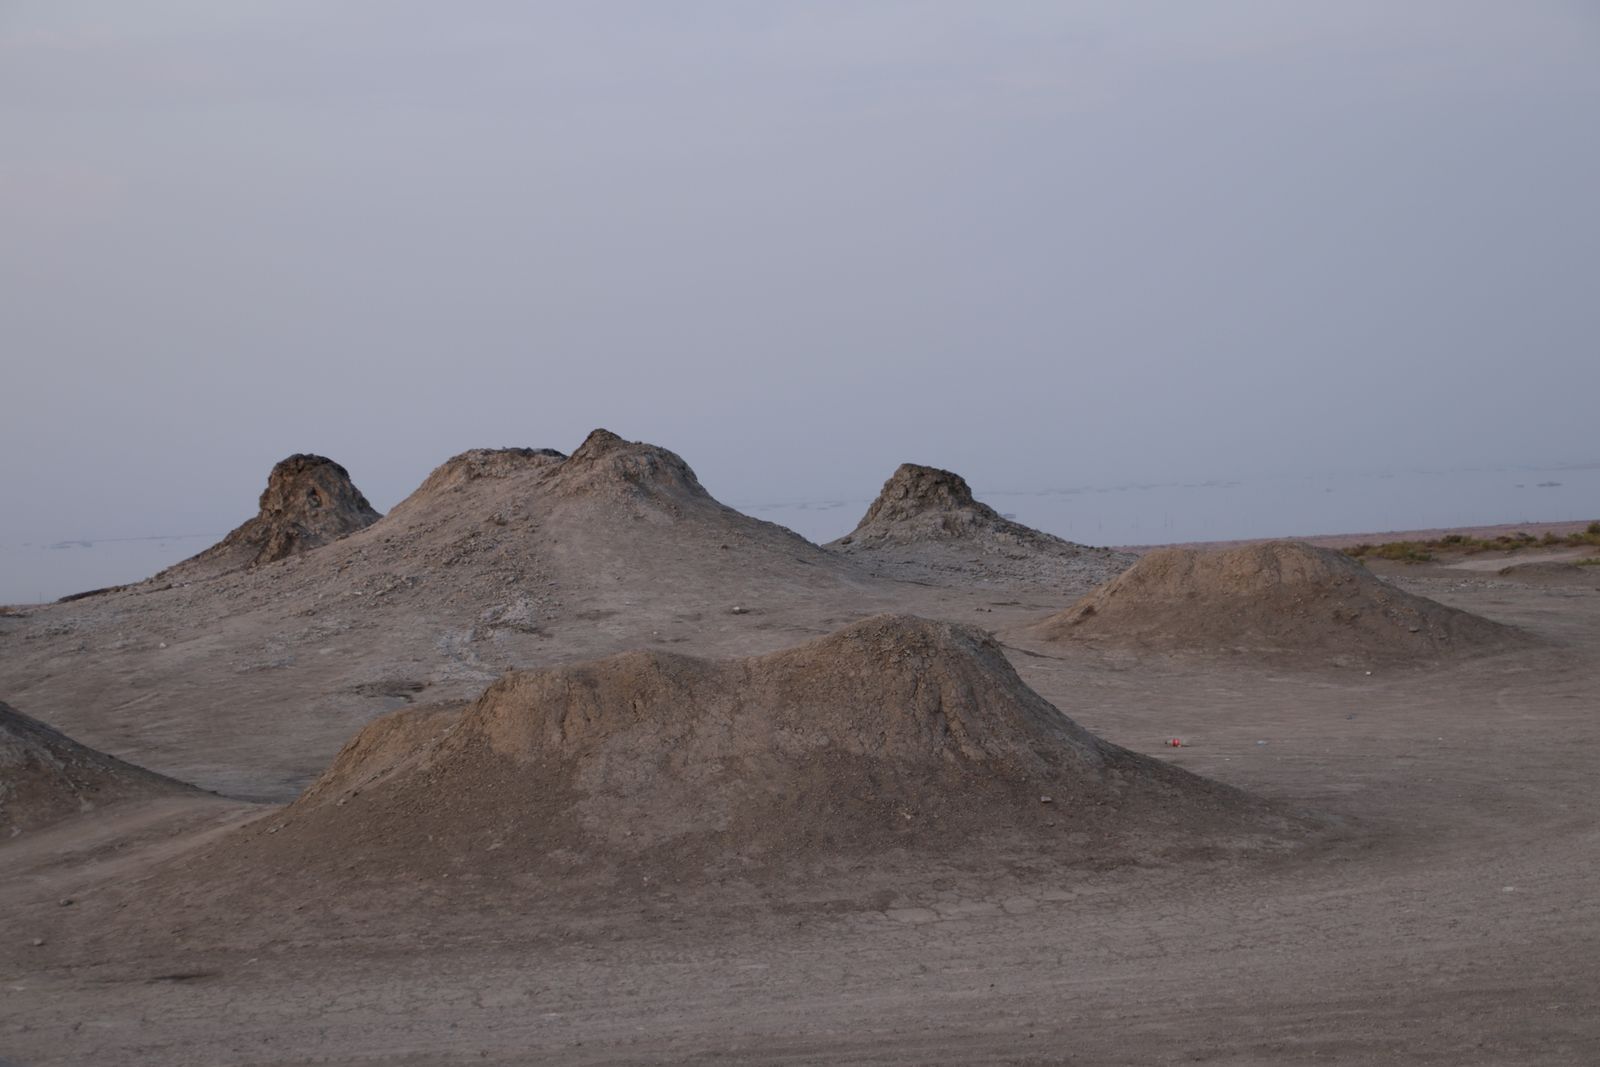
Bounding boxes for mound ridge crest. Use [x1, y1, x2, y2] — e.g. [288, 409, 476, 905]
[1029, 541, 1521, 661]
[387, 447, 567, 520]
[411, 447, 566, 496]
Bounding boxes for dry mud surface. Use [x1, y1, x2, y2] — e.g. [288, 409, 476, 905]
[1024, 541, 1527, 664]
[1, 439, 1597, 1065]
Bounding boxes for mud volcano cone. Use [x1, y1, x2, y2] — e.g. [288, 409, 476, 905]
[833, 464, 1065, 549]
[208, 615, 1298, 885]
[0, 700, 193, 835]
[165, 454, 381, 578]
[828, 464, 1128, 592]
[1028, 540, 1522, 662]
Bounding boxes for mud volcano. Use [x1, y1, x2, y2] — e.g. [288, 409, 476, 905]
[833, 464, 1079, 550]
[1028, 541, 1521, 661]
[1, 701, 192, 835]
[829, 464, 1129, 592]
[205, 616, 1298, 886]
[165, 454, 381, 579]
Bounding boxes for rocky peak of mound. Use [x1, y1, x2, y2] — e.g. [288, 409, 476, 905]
[164, 454, 380, 579]
[834, 464, 1086, 552]
[1, 700, 192, 835]
[1028, 540, 1522, 662]
[545, 428, 713, 506]
[242, 454, 381, 563]
[212, 615, 1294, 883]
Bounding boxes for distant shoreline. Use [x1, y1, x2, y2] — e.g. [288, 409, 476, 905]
[1118, 518, 1598, 554]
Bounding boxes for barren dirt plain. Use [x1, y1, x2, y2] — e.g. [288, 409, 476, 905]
[2, 434, 1597, 1065]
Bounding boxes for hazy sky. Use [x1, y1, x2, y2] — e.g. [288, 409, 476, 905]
[3, 2, 1597, 544]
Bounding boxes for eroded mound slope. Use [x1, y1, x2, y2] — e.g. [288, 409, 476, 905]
[829, 464, 1131, 593]
[1029, 541, 1521, 661]
[203, 616, 1298, 885]
[163, 454, 381, 579]
[1, 701, 193, 835]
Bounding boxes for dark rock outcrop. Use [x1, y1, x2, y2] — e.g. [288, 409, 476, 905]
[164, 454, 381, 579]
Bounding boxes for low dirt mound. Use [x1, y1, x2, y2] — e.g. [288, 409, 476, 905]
[1028, 541, 1521, 662]
[1, 701, 193, 835]
[163, 454, 380, 579]
[1497, 559, 1600, 585]
[829, 464, 1131, 593]
[200, 616, 1299, 886]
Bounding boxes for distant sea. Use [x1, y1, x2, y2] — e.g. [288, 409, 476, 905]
[3, 464, 1596, 605]
[736, 463, 1600, 552]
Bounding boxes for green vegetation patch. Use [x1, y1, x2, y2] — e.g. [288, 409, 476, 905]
[1345, 522, 1600, 565]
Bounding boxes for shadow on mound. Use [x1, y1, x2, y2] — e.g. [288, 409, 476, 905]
[195, 616, 1309, 893]
[1025, 541, 1524, 664]
[1, 700, 196, 836]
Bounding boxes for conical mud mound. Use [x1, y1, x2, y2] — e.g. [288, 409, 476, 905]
[1027, 541, 1522, 662]
[829, 464, 1131, 593]
[835, 464, 1055, 549]
[201, 616, 1301, 886]
[164, 454, 381, 579]
[1, 701, 193, 835]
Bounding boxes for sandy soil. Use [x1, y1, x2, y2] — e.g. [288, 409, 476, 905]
[2, 449, 1597, 1064]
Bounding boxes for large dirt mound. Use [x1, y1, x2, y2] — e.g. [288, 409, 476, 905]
[1, 701, 193, 835]
[163, 454, 381, 579]
[829, 464, 1131, 593]
[202, 615, 1297, 886]
[1027, 541, 1522, 662]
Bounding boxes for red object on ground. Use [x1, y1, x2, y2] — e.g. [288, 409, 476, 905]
[1168, 738, 1183, 747]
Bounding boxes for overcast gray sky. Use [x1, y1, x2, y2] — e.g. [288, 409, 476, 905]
[3, 1, 1597, 544]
